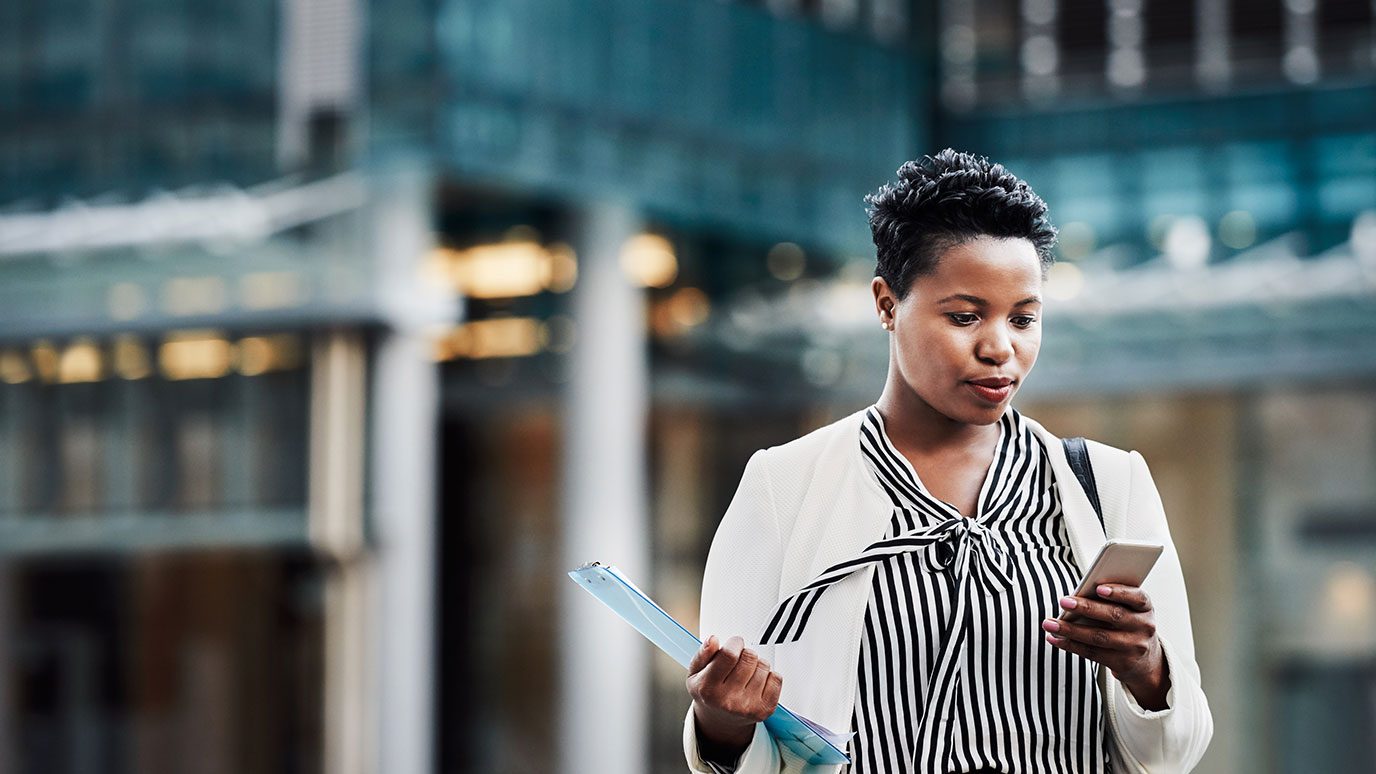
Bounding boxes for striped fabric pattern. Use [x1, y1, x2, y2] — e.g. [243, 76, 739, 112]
[703, 405, 1112, 773]
[844, 405, 1112, 773]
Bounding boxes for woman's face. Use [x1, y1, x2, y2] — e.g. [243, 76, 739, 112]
[873, 235, 1044, 426]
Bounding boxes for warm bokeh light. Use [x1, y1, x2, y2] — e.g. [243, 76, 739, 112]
[619, 233, 677, 288]
[58, 338, 103, 383]
[434, 318, 544, 360]
[236, 334, 304, 376]
[160, 330, 233, 380]
[766, 242, 806, 281]
[1045, 261, 1084, 301]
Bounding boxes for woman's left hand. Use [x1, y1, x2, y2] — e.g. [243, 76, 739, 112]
[1041, 583, 1171, 711]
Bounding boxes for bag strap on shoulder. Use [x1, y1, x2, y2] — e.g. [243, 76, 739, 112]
[1062, 437, 1106, 533]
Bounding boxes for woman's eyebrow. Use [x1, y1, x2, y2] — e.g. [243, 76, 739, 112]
[937, 293, 1042, 307]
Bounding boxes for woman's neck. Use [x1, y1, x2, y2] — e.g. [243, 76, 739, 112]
[874, 380, 999, 457]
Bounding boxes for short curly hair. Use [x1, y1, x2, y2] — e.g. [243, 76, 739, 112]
[865, 148, 1058, 300]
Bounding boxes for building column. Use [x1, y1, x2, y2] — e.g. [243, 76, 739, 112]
[367, 166, 454, 774]
[559, 202, 650, 774]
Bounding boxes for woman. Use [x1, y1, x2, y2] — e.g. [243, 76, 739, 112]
[681, 150, 1213, 773]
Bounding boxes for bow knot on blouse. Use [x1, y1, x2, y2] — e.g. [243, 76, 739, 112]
[759, 511, 1015, 646]
[918, 514, 1016, 595]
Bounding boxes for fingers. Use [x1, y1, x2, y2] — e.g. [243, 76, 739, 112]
[699, 635, 745, 685]
[723, 639, 761, 688]
[684, 634, 783, 724]
[688, 635, 721, 676]
[1044, 616, 1132, 651]
[697, 635, 758, 690]
[744, 657, 772, 698]
[763, 670, 784, 708]
[1095, 584, 1153, 612]
[1058, 595, 1134, 629]
[1045, 631, 1104, 664]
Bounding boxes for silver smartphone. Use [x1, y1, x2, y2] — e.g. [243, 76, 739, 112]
[1057, 539, 1163, 624]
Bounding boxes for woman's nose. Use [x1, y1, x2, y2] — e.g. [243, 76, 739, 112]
[977, 324, 1014, 362]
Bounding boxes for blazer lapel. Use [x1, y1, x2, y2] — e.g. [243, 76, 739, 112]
[772, 409, 892, 737]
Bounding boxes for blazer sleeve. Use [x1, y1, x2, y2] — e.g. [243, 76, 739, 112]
[1110, 450, 1215, 772]
[683, 448, 788, 774]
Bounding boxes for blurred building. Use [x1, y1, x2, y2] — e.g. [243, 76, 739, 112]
[0, 1, 1374, 773]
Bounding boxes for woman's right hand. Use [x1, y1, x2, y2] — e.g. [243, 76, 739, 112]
[687, 635, 784, 762]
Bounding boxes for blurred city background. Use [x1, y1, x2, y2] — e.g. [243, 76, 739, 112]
[0, 0, 1374, 772]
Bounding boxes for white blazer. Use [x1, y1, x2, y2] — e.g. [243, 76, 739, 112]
[683, 406, 1213, 773]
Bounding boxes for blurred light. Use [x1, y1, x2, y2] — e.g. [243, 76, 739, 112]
[1107, 49, 1145, 87]
[31, 340, 59, 382]
[107, 282, 147, 321]
[1218, 210, 1257, 250]
[1021, 35, 1058, 76]
[420, 248, 456, 291]
[1045, 262, 1085, 301]
[1324, 561, 1374, 625]
[766, 242, 807, 281]
[818, 279, 875, 328]
[448, 242, 551, 299]
[542, 314, 578, 354]
[236, 334, 303, 376]
[620, 233, 678, 288]
[1108, 7, 1143, 49]
[58, 338, 103, 383]
[0, 174, 363, 256]
[1284, 0, 1316, 14]
[1164, 216, 1211, 269]
[240, 271, 306, 310]
[1350, 210, 1376, 263]
[652, 287, 711, 339]
[546, 242, 579, 293]
[0, 350, 32, 384]
[436, 318, 543, 360]
[1283, 47, 1319, 84]
[1021, 0, 1055, 25]
[160, 331, 232, 380]
[1057, 222, 1097, 260]
[942, 25, 975, 65]
[162, 276, 228, 316]
[840, 257, 876, 284]
[801, 348, 844, 386]
[112, 335, 151, 380]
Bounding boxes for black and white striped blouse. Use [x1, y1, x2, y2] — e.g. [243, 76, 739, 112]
[707, 405, 1112, 773]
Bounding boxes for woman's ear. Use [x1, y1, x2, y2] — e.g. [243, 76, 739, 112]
[872, 277, 896, 328]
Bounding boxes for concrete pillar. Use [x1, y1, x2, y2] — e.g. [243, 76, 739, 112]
[367, 166, 454, 774]
[371, 330, 439, 774]
[558, 202, 650, 774]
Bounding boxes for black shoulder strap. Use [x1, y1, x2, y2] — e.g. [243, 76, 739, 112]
[1062, 437, 1106, 532]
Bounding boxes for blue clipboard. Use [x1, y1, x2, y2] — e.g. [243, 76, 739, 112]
[568, 561, 852, 766]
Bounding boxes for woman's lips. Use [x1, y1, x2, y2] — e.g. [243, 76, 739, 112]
[966, 381, 1013, 403]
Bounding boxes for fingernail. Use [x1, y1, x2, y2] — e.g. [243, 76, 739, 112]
[1045, 633, 1062, 644]
[1042, 618, 1060, 632]
[1059, 596, 1077, 609]
[1097, 585, 1113, 597]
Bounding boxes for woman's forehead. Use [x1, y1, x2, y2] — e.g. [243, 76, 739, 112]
[916, 236, 1043, 299]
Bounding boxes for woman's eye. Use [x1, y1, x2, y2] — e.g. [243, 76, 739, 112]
[1013, 316, 1037, 327]
[947, 313, 977, 325]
